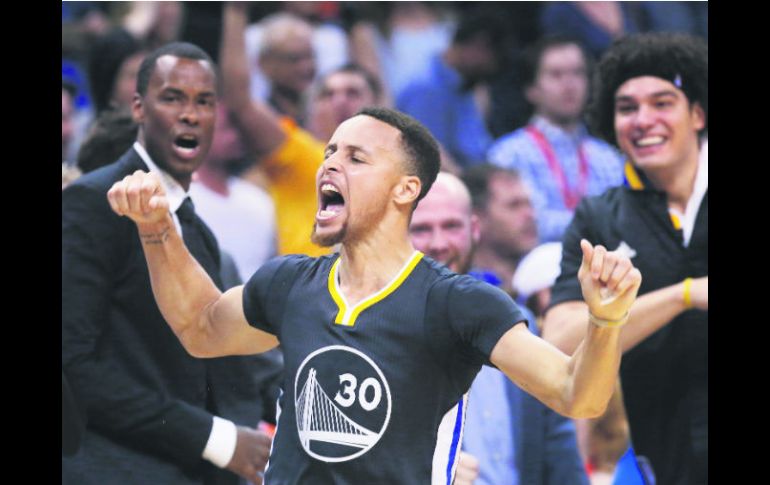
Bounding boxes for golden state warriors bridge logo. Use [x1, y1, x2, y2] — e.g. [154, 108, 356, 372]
[294, 345, 392, 462]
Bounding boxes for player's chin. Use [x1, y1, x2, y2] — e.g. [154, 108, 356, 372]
[311, 223, 345, 247]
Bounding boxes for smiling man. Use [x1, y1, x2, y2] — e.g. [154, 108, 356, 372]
[62, 43, 274, 485]
[542, 33, 708, 485]
[106, 106, 642, 484]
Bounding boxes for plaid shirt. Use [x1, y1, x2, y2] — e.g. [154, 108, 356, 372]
[488, 116, 625, 242]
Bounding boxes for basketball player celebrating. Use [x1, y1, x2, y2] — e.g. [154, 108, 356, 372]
[107, 107, 641, 484]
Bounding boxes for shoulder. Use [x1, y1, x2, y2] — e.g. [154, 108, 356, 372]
[422, 260, 511, 310]
[579, 186, 629, 212]
[259, 253, 330, 277]
[69, 150, 141, 193]
[488, 128, 534, 163]
[62, 154, 139, 223]
[418, 256, 458, 287]
[563, 187, 634, 245]
[448, 273, 514, 305]
[245, 254, 332, 300]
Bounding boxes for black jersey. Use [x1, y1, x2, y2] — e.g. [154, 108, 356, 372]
[243, 251, 525, 485]
[551, 180, 708, 485]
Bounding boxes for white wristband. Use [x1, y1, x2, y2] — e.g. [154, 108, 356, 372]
[589, 311, 629, 328]
[202, 416, 238, 468]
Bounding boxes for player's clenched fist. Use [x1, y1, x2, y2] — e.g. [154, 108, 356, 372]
[578, 239, 642, 322]
[107, 170, 170, 225]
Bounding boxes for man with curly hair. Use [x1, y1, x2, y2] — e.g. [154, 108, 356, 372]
[543, 33, 708, 485]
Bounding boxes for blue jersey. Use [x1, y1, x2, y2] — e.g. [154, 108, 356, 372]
[243, 251, 526, 485]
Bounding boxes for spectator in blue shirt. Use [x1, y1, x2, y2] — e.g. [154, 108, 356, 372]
[488, 36, 624, 243]
[397, 8, 511, 168]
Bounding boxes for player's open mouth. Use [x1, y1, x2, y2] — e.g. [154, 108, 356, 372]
[173, 135, 200, 159]
[318, 182, 345, 220]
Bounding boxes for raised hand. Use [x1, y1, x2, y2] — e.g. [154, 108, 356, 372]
[577, 239, 642, 321]
[107, 170, 170, 225]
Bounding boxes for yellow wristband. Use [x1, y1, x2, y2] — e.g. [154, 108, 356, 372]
[683, 277, 693, 309]
[588, 311, 629, 328]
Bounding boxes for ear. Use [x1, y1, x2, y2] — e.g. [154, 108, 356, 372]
[473, 208, 491, 237]
[691, 102, 706, 132]
[470, 213, 481, 246]
[131, 94, 144, 124]
[259, 54, 274, 77]
[524, 84, 539, 106]
[394, 175, 421, 208]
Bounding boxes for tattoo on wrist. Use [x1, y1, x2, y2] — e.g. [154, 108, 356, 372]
[139, 227, 170, 245]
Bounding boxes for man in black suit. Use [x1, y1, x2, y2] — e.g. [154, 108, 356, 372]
[62, 42, 278, 485]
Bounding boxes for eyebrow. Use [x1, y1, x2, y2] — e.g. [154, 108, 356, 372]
[161, 87, 185, 96]
[161, 87, 216, 98]
[323, 143, 372, 157]
[348, 144, 372, 156]
[616, 90, 680, 102]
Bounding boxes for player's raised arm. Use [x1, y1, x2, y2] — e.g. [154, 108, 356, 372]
[107, 170, 278, 357]
[490, 239, 641, 418]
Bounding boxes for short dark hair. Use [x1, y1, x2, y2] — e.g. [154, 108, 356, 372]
[461, 164, 521, 213]
[323, 63, 382, 102]
[452, 6, 511, 62]
[588, 32, 708, 144]
[62, 79, 77, 99]
[136, 42, 216, 97]
[88, 28, 142, 113]
[77, 108, 138, 174]
[355, 107, 441, 205]
[520, 35, 590, 88]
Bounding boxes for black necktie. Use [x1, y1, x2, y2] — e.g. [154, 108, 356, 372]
[176, 197, 222, 288]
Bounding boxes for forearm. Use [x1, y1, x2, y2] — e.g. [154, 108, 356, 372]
[544, 281, 688, 354]
[137, 216, 224, 356]
[221, 3, 286, 155]
[64, 351, 213, 466]
[565, 322, 622, 419]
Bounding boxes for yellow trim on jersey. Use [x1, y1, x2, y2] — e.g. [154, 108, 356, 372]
[328, 257, 346, 320]
[329, 251, 424, 327]
[624, 161, 645, 190]
[670, 212, 682, 230]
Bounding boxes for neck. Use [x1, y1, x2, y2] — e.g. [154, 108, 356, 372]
[643, 145, 701, 212]
[195, 163, 230, 195]
[338, 219, 416, 299]
[538, 113, 581, 134]
[443, 47, 459, 72]
[135, 134, 192, 191]
[472, 244, 520, 293]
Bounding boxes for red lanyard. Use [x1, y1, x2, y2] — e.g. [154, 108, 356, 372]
[526, 126, 589, 210]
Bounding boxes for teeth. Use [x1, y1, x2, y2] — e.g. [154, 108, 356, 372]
[321, 183, 339, 194]
[636, 136, 665, 147]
